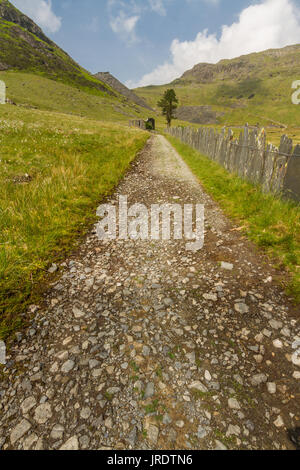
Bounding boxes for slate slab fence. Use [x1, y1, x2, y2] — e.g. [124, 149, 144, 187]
[129, 120, 146, 130]
[165, 125, 300, 202]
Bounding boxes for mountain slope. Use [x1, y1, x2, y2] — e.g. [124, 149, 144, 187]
[0, 0, 112, 95]
[0, 0, 149, 122]
[94, 72, 153, 111]
[177, 44, 300, 85]
[1, 70, 149, 123]
[134, 44, 300, 129]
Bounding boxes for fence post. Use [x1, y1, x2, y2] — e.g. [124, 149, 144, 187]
[270, 135, 293, 194]
[165, 125, 298, 201]
[282, 144, 300, 202]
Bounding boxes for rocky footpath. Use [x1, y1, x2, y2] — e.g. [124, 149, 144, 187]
[0, 135, 299, 450]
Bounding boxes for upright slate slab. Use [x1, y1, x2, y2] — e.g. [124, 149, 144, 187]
[238, 125, 249, 179]
[271, 135, 293, 194]
[283, 145, 300, 202]
[166, 125, 299, 202]
[129, 119, 146, 130]
[248, 130, 266, 184]
[0, 80, 5, 104]
[262, 144, 277, 193]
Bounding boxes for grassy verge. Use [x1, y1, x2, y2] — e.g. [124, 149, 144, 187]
[165, 134, 300, 303]
[0, 105, 149, 340]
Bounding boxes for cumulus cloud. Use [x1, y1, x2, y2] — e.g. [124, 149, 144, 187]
[107, 0, 169, 43]
[110, 11, 140, 43]
[11, 0, 61, 33]
[128, 0, 300, 88]
[149, 0, 167, 16]
[107, 0, 141, 43]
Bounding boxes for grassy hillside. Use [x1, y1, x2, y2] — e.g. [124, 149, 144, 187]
[0, 70, 149, 123]
[0, 104, 148, 341]
[135, 45, 300, 141]
[0, 0, 112, 94]
[0, 0, 151, 121]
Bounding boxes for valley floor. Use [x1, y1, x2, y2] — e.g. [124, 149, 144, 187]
[0, 135, 299, 450]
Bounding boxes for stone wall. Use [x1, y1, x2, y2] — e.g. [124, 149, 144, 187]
[165, 125, 300, 202]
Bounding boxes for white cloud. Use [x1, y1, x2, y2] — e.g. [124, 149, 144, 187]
[110, 12, 140, 43]
[149, 0, 167, 16]
[107, 0, 141, 43]
[107, 0, 169, 43]
[128, 0, 300, 88]
[11, 0, 61, 33]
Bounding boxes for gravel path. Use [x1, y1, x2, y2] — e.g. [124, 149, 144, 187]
[1, 135, 299, 451]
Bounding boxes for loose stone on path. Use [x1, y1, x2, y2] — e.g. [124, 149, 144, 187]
[0, 135, 298, 451]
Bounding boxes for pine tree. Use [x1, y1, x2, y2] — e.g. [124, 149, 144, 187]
[157, 89, 178, 127]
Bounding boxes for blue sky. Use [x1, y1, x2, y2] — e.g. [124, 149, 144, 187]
[11, 0, 300, 87]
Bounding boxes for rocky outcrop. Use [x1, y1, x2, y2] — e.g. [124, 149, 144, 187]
[94, 72, 153, 111]
[177, 44, 300, 84]
[0, 0, 52, 45]
[176, 105, 223, 125]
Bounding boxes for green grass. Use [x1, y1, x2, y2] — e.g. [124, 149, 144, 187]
[130, 361, 140, 373]
[144, 400, 159, 414]
[0, 105, 149, 340]
[214, 429, 236, 448]
[165, 134, 300, 303]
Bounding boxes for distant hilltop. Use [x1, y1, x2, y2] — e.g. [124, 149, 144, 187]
[94, 72, 153, 111]
[134, 43, 300, 128]
[176, 44, 300, 85]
